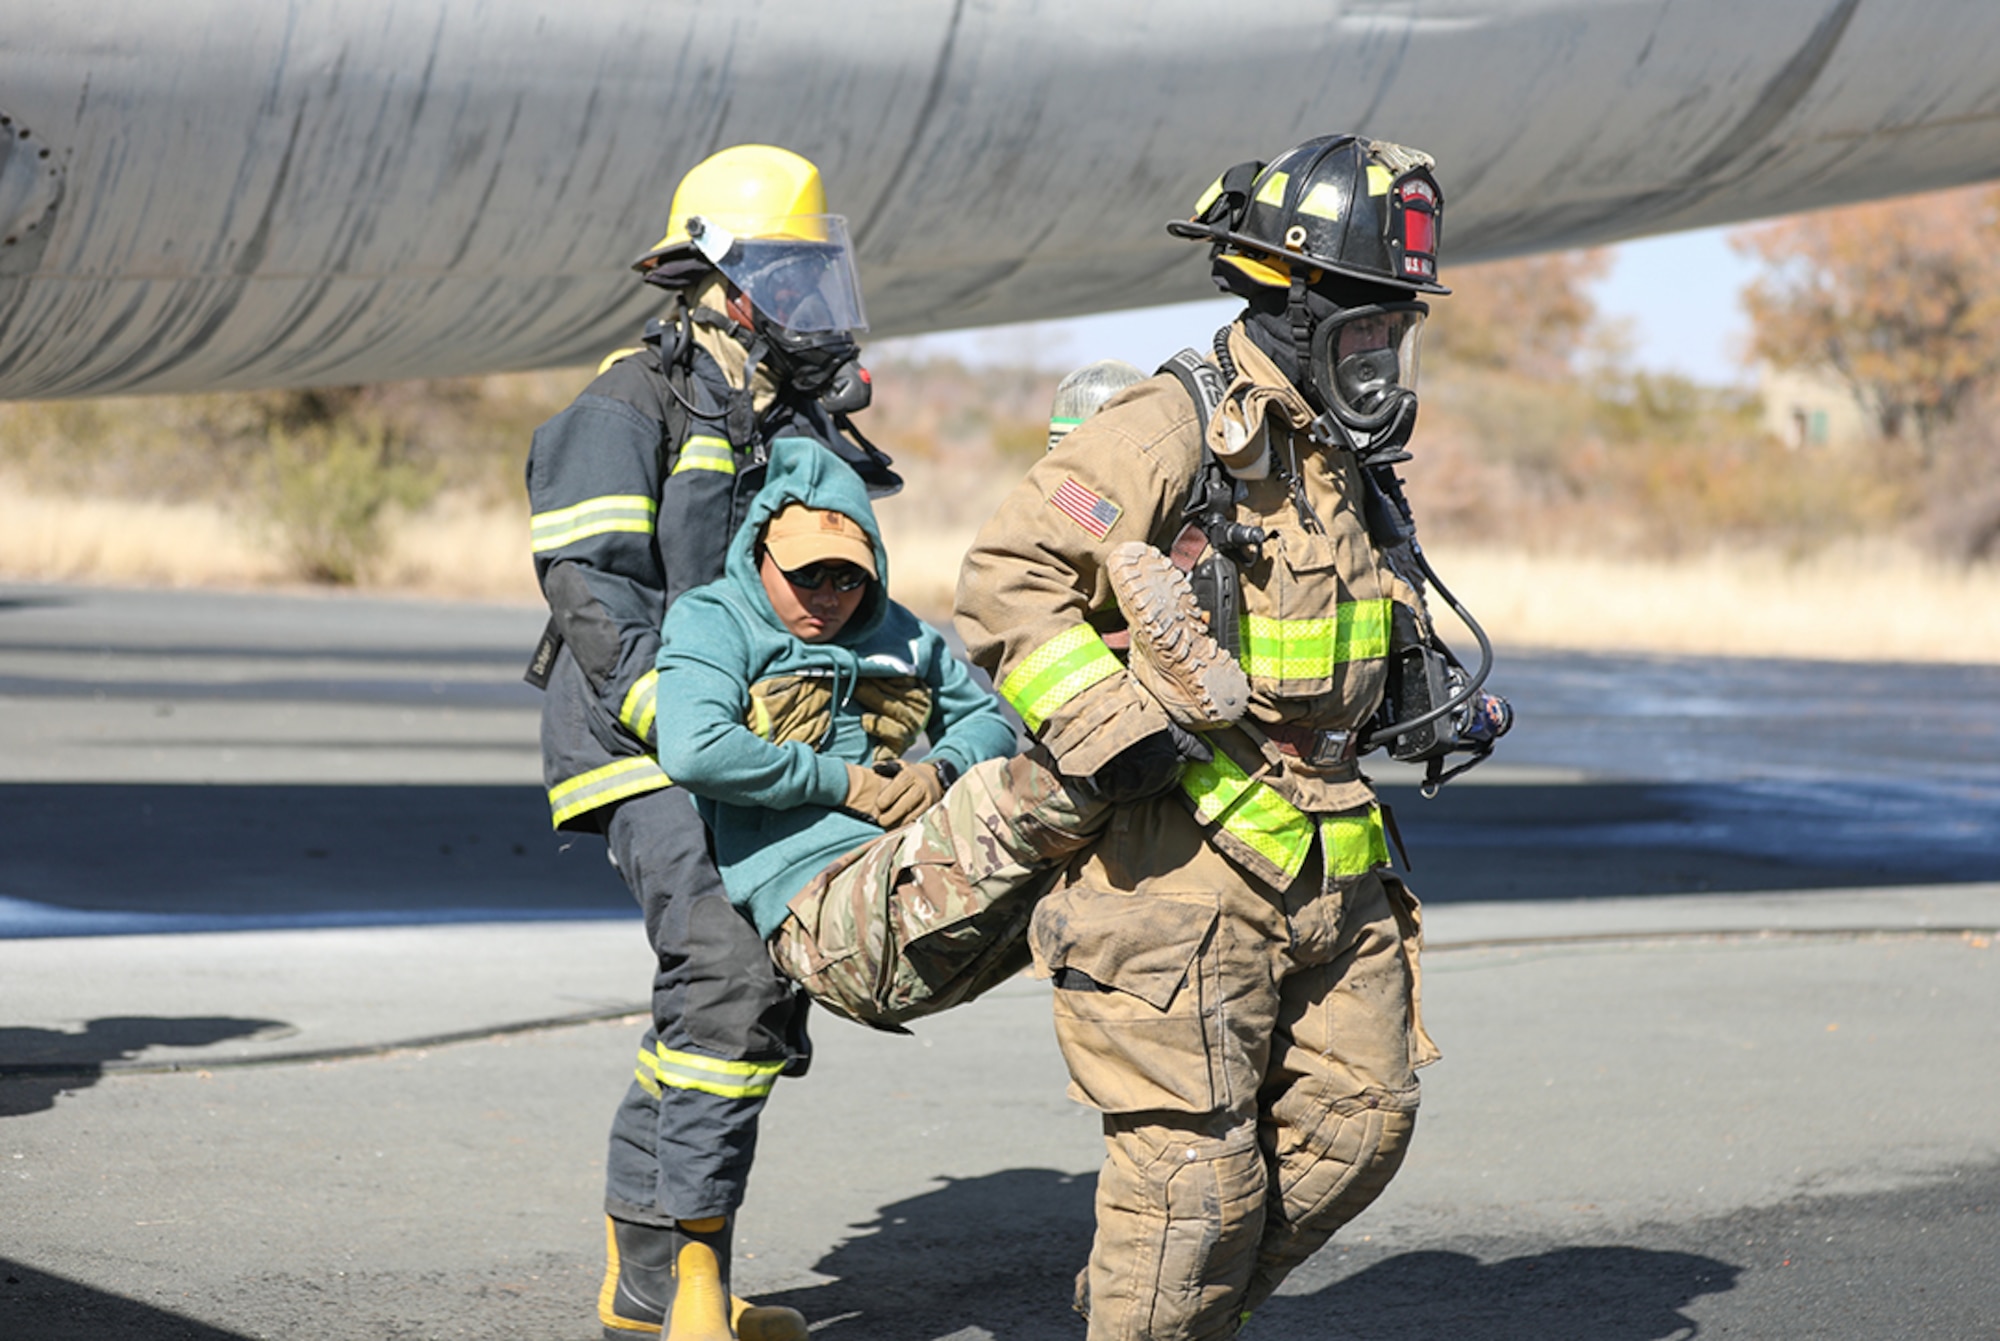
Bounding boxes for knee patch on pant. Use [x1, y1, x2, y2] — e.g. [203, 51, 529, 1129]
[1244, 1104, 1418, 1314]
[1086, 1117, 1266, 1340]
[680, 894, 803, 1059]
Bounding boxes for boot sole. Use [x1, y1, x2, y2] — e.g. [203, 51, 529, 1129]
[1107, 542, 1250, 728]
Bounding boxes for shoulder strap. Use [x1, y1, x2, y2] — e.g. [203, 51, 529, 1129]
[1155, 348, 1259, 659]
[1157, 348, 1227, 438]
[1157, 348, 1256, 554]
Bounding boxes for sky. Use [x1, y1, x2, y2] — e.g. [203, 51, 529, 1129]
[876, 224, 1764, 388]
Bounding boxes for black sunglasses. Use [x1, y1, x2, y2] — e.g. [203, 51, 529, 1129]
[780, 561, 870, 592]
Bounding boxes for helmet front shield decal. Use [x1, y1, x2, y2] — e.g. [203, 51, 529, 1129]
[1389, 172, 1442, 288]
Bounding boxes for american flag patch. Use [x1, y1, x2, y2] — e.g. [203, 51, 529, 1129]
[1049, 476, 1122, 539]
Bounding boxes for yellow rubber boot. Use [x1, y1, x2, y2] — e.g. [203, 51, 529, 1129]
[599, 1216, 675, 1338]
[664, 1216, 733, 1341]
[731, 1296, 811, 1341]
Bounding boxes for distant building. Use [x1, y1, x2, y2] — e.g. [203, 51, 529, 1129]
[1758, 366, 1874, 450]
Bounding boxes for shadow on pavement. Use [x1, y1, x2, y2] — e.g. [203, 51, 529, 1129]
[0, 1016, 286, 1118]
[0, 1259, 252, 1340]
[762, 1168, 1098, 1339]
[9, 774, 1996, 937]
[757, 1169, 1740, 1341]
[1380, 778, 2000, 903]
[1255, 1245, 1738, 1340]
[0, 783, 633, 933]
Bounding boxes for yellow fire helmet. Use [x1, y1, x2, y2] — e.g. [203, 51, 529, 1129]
[633, 145, 868, 332]
[637, 144, 826, 267]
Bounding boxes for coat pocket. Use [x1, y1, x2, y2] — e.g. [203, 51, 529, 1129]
[1380, 872, 1443, 1070]
[1030, 883, 1221, 1114]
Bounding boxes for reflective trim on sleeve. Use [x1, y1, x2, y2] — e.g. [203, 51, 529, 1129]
[635, 1043, 785, 1101]
[619, 669, 658, 743]
[1239, 598, 1391, 681]
[1179, 749, 1317, 884]
[671, 435, 736, 476]
[999, 624, 1124, 732]
[1320, 807, 1390, 878]
[548, 755, 670, 829]
[530, 494, 658, 553]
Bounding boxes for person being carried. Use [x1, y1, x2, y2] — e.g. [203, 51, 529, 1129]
[657, 434, 1247, 1046]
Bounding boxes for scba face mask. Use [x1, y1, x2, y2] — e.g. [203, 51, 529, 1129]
[757, 319, 871, 411]
[1307, 302, 1427, 450]
[687, 214, 873, 411]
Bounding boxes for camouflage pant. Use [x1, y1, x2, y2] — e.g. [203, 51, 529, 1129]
[770, 748, 1110, 1030]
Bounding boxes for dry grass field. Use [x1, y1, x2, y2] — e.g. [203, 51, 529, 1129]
[6, 457, 1996, 664]
[4, 345, 1995, 663]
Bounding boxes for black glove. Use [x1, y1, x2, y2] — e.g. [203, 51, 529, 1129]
[1087, 725, 1211, 804]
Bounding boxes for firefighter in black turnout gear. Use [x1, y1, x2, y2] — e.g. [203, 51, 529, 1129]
[525, 144, 895, 1341]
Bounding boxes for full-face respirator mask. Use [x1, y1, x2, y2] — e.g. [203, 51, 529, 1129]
[686, 215, 875, 415]
[1307, 301, 1427, 459]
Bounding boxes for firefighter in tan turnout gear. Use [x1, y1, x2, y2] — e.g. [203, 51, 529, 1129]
[958, 134, 1506, 1338]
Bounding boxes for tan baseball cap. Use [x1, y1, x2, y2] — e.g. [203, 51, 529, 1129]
[761, 503, 876, 578]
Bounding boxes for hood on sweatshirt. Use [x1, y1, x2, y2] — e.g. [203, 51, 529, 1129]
[725, 435, 892, 646]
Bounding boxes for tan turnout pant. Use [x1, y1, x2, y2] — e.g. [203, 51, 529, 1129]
[1030, 794, 1439, 1341]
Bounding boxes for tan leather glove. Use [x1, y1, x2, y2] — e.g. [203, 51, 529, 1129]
[873, 759, 946, 828]
[841, 760, 946, 828]
[746, 674, 835, 747]
[841, 762, 892, 824]
[851, 676, 934, 762]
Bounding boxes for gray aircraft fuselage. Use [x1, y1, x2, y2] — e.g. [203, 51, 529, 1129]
[1, 0, 1996, 398]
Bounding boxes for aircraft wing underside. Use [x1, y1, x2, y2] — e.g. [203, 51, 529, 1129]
[1, 0, 1996, 398]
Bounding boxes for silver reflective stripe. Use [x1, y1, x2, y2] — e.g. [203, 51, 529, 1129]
[548, 756, 669, 828]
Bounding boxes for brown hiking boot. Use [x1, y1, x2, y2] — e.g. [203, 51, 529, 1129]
[1106, 542, 1250, 729]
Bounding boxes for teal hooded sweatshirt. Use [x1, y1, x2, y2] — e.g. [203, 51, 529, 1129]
[656, 436, 1018, 937]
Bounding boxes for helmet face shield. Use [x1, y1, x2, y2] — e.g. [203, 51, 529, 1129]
[689, 214, 868, 333]
[1310, 303, 1427, 428]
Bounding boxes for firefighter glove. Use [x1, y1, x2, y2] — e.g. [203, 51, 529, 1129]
[842, 760, 941, 829]
[1087, 724, 1207, 804]
[874, 759, 947, 827]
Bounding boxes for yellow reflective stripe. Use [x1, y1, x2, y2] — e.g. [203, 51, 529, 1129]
[1254, 170, 1289, 207]
[531, 495, 657, 553]
[637, 1044, 785, 1100]
[672, 435, 736, 476]
[1298, 181, 1345, 220]
[1191, 173, 1225, 216]
[596, 345, 643, 375]
[548, 756, 670, 828]
[1000, 625, 1123, 732]
[1366, 163, 1394, 196]
[1321, 807, 1390, 878]
[1180, 750, 1317, 883]
[1239, 598, 1391, 680]
[620, 670, 658, 742]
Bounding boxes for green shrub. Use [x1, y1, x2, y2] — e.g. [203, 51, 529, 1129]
[256, 420, 437, 584]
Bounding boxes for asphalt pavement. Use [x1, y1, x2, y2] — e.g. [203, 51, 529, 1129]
[2, 582, 1996, 1340]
